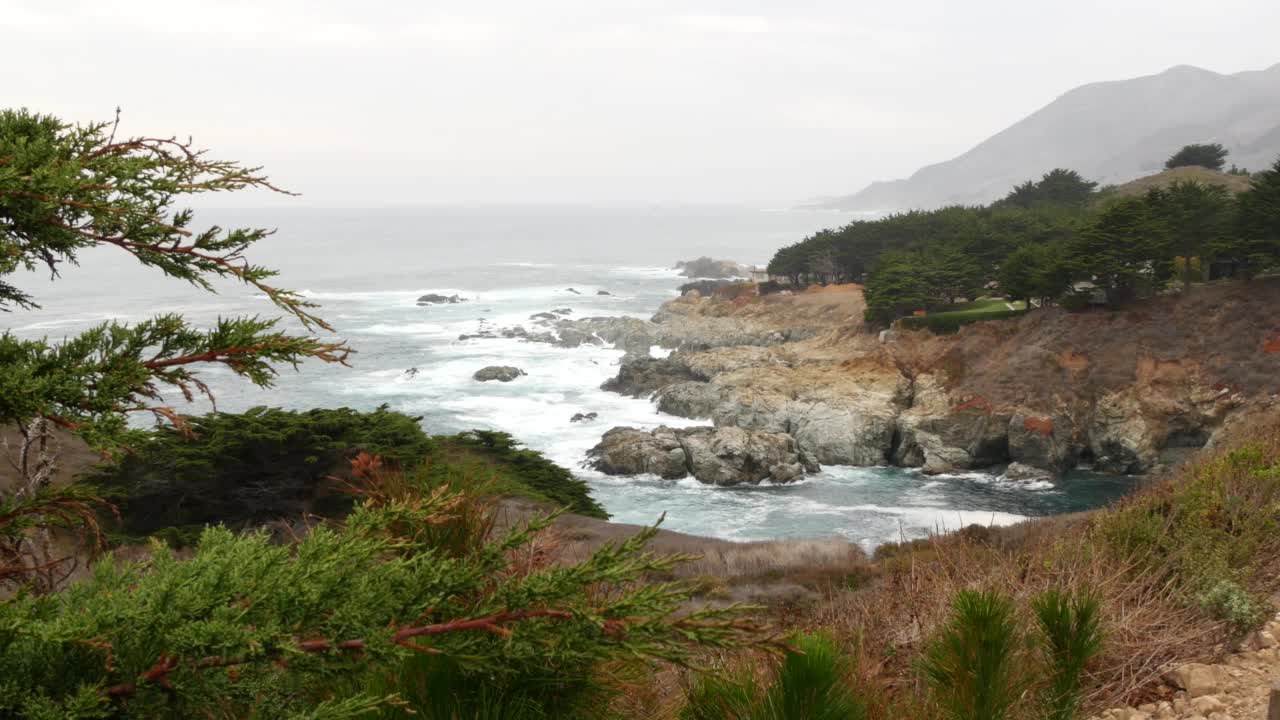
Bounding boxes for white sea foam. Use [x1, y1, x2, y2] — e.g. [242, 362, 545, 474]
[13, 313, 130, 333]
[606, 266, 683, 279]
[352, 322, 449, 336]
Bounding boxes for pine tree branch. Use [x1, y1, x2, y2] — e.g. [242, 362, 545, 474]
[105, 609, 578, 698]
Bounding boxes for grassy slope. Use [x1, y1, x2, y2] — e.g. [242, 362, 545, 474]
[1104, 166, 1254, 200]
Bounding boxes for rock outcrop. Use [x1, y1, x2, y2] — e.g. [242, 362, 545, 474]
[417, 293, 465, 305]
[473, 366, 526, 382]
[600, 356, 704, 398]
[673, 256, 749, 279]
[587, 426, 818, 486]
[649, 355, 908, 467]
[599, 340, 1251, 479]
[892, 375, 1010, 474]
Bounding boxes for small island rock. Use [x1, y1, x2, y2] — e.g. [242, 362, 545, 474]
[418, 293, 465, 305]
[587, 425, 818, 486]
[473, 366, 526, 383]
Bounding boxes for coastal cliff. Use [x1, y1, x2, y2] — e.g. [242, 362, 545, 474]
[582, 280, 1280, 482]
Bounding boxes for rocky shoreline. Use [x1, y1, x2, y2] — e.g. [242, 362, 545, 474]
[456, 280, 1278, 487]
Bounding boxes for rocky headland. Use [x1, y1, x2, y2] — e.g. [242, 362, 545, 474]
[456, 278, 1280, 485]
[593, 281, 1279, 483]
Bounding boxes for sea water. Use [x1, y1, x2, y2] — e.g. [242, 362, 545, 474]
[6, 206, 1138, 550]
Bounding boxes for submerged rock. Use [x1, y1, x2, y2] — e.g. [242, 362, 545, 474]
[587, 425, 818, 486]
[473, 366, 526, 383]
[570, 412, 599, 423]
[1004, 462, 1052, 482]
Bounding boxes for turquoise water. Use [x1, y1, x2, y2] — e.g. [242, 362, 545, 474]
[7, 206, 1140, 548]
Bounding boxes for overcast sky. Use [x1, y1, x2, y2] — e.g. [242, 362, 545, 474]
[5, 1, 1279, 206]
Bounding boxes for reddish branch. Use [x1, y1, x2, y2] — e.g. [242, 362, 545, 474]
[142, 342, 351, 372]
[104, 609, 576, 698]
[143, 345, 271, 370]
[0, 555, 71, 584]
[0, 189, 132, 218]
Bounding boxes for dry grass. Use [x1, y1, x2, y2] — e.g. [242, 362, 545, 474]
[521, 503, 870, 605]
[1106, 166, 1253, 199]
[802, 524, 1228, 710]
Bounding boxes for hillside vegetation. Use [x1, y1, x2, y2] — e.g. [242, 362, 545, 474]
[84, 406, 608, 548]
[772, 154, 1280, 325]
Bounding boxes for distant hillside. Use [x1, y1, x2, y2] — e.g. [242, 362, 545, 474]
[824, 63, 1280, 211]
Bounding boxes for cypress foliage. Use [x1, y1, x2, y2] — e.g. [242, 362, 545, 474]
[86, 408, 607, 549]
[0, 460, 765, 719]
[439, 430, 606, 519]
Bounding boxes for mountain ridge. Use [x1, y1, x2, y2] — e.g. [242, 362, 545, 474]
[824, 63, 1280, 211]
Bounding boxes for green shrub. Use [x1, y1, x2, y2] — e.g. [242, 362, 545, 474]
[1032, 589, 1104, 720]
[681, 632, 867, 720]
[1098, 443, 1280, 637]
[87, 406, 435, 542]
[87, 409, 607, 547]
[438, 430, 606, 519]
[1196, 579, 1269, 636]
[921, 589, 1025, 720]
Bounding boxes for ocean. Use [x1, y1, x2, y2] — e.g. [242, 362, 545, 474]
[7, 205, 1138, 550]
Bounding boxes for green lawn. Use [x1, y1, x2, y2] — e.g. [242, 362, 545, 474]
[899, 298, 1028, 334]
[930, 298, 1026, 318]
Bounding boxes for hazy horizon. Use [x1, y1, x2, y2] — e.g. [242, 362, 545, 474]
[7, 1, 1280, 207]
